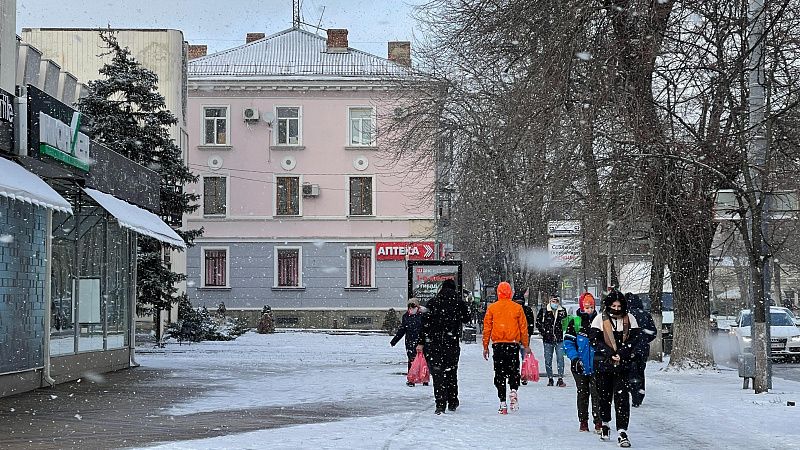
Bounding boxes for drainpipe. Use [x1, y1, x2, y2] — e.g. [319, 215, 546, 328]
[42, 210, 56, 387]
[129, 232, 140, 367]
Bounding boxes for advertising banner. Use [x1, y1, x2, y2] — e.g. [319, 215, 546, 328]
[548, 237, 582, 268]
[407, 260, 463, 305]
[376, 241, 436, 261]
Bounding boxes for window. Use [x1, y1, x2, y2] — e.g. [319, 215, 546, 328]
[203, 176, 227, 216]
[203, 107, 228, 145]
[275, 247, 301, 287]
[203, 248, 228, 287]
[348, 247, 374, 288]
[349, 316, 373, 325]
[349, 176, 373, 216]
[276, 176, 300, 215]
[276, 317, 299, 326]
[276, 107, 300, 145]
[349, 107, 375, 146]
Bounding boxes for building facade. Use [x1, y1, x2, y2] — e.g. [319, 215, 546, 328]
[186, 28, 435, 328]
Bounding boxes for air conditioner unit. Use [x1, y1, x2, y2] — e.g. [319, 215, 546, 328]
[243, 107, 260, 121]
[302, 183, 320, 197]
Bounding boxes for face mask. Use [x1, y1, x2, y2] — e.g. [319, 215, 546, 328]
[550, 303, 559, 311]
[408, 307, 419, 315]
[609, 308, 623, 317]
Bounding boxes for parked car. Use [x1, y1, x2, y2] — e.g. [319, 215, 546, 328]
[729, 307, 800, 361]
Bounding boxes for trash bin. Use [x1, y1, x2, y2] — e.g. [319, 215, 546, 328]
[462, 326, 477, 343]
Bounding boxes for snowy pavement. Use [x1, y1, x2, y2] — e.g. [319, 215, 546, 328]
[135, 332, 800, 450]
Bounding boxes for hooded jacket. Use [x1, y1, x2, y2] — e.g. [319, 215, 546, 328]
[563, 308, 598, 375]
[418, 279, 471, 351]
[391, 309, 423, 354]
[482, 282, 530, 350]
[626, 293, 657, 357]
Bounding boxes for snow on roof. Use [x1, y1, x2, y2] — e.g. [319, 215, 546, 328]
[189, 27, 410, 79]
[0, 157, 73, 214]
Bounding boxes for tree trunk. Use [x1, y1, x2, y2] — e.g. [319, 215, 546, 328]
[668, 225, 715, 369]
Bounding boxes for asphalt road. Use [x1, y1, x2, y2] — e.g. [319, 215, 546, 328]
[710, 331, 800, 382]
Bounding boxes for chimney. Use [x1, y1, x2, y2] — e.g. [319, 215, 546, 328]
[388, 41, 411, 67]
[326, 29, 349, 53]
[188, 45, 207, 60]
[246, 32, 265, 44]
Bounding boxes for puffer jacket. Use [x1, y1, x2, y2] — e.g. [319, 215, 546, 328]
[482, 282, 530, 349]
[562, 310, 597, 376]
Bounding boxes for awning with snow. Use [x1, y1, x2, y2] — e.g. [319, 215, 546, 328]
[83, 188, 186, 248]
[0, 157, 73, 214]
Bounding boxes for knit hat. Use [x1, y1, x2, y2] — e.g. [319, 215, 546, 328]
[579, 292, 596, 311]
[408, 298, 420, 307]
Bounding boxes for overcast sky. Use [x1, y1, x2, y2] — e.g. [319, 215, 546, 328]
[17, 0, 427, 57]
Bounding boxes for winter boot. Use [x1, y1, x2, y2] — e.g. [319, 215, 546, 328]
[547, 378, 555, 386]
[406, 381, 415, 387]
[579, 420, 589, 432]
[557, 378, 567, 387]
[618, 430, 631, 448]
[594, 421, 603, 434]
[600, 423, 611, 441]
[498, 402, 508, 415]
[448, 399, 459, 412]
[521, 379, 528, 385]
[509, 390, 519, 412]
[423, 382, 429, 386]
[435, 406, 446, 415]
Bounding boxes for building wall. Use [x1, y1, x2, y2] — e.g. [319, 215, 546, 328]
[0, 0, 15, 93]
[188, 241, 408, 310]
[0, 197, 47, 375]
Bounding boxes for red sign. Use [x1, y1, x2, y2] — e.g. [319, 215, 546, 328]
[376, 241, 436, 261]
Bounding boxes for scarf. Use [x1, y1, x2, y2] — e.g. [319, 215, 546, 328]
[601, 312, 629, 364]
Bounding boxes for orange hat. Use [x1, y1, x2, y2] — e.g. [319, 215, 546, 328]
[579, 292, 596, 311]
[497, 282, 513, 301]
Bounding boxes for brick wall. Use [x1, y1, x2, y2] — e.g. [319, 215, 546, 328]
[0, 197, 47, 374]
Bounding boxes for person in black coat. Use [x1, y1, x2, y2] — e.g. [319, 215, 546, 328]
[391, 298, 426, 386]
[625, 293, 657, 407]
[536, 295, 568, 386]
[589, 290, 644, 447]
[416, 279, 471, 414]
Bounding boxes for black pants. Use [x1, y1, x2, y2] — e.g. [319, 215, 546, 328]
[629, 355, 647, 406]
[492, 343, 520, 402]
[425, 345, 461, 409]
[596, 368, 630, 430]
[572, 368, 600, 423]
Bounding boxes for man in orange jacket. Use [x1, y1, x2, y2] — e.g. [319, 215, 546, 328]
[483, 281, 532, 414]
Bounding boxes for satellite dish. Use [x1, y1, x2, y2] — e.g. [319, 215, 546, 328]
[208, 155, 223, 170]
[280, 155, 297, 171]
[353, 155, 369, 171]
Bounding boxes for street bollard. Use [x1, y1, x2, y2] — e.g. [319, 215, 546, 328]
[738, 353, 756, 389]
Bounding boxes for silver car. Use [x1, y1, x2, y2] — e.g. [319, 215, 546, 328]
[729, 307, 800, 360]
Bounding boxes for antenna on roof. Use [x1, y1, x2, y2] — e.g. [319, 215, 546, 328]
[293, 0, 302, 28]
[314, 6, 326, 35]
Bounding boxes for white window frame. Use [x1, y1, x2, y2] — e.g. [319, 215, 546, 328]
[273, 246, 303, 288]
[346, 246, 376, 288]
[346, 174, 376, 217]
[200, 246, 230, 288]
[274, 106, 302, 146]
[201, 105, 230, 146]
[348, 106, 377, 146]
[273, 174, 303, 216]
[202, 174, 229, 217]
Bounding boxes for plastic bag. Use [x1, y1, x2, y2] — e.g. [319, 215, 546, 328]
[521, 353, 540, 382]
[407, 350, 430, 384]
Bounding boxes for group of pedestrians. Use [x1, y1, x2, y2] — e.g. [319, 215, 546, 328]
[390, 281, 657, 448]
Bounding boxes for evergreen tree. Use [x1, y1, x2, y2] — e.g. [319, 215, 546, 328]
[78, 30, 202, 320]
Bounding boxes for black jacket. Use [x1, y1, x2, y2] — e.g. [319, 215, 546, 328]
[588, 312, 644, 373]
[522, 304, 536, 336]
[627, 295, 657, 357]
[536, 306, 568, 343]
[418, 285, 471, 352]
[391, 311, 423, 354]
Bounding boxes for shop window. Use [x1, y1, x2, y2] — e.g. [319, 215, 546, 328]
[203, 176, 227, 216]
[347, 247, 374, 288]
[203, 248, 228, 287]
[349, 107, 375, 146]
[349, 176, 373, 216]
[275, 247, 301, 287]
[203, 106, 228, 145]
[276, 317, 299, 326]
[276, 107, 301, 145]
[276, 176, 300, 216]
[349, 316, 373, 325]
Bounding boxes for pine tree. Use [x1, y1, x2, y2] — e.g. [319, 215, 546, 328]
[77, 30, 202, 325]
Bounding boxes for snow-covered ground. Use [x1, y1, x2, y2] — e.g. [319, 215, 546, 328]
[135, 332, 800, 450]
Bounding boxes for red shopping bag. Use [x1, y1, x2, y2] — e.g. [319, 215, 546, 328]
[407, 350, 430, 384]
[521, 353, 540, 382]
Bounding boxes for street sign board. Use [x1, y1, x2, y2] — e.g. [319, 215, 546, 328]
[548, 220, 582, 236]
[376, 241, 437, 261]
[548, 237, 582, 268]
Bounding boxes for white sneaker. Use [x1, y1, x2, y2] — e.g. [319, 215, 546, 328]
[509, 390, 519, 411]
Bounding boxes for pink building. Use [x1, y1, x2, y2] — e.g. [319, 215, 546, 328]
[185, 28, 435, 328]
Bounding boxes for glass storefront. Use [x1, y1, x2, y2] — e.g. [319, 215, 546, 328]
[50, 199, 135, 355]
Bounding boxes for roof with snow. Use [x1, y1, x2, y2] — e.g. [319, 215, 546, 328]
[188, 27, 410, 79]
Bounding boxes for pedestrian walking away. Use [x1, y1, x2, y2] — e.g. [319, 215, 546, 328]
[563, 292, 601, 433]
[390, 298, 427, 387]
[483, 282, 532, 415]
[625, 293, 657, 407]
[537, 294, 568, 387]
[416, 279, 471, 415]
[589, 290, 643, 448]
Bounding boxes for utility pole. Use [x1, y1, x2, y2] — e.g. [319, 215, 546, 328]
[292, 0, 301, 28]
[747, 0, 772, 393]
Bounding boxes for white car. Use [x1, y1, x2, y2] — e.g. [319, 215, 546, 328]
[729, 307, 800, 360]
